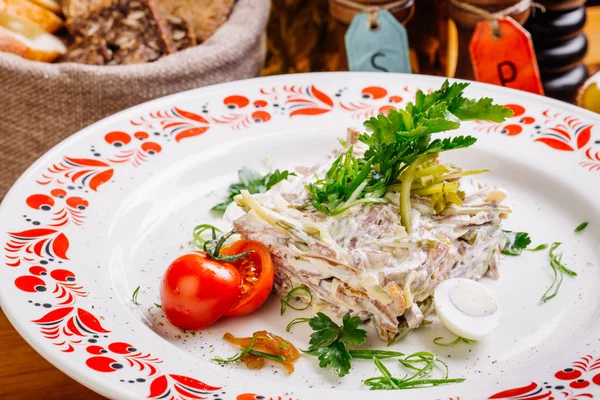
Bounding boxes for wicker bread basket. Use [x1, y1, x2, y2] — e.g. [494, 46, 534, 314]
[0, 0, 269, 199]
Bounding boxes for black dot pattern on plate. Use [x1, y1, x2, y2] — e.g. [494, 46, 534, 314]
[40, 260, 48, 265]
[555, 385, 565, 389]
[136, 378, 145, 382]
[43, 303, 52, 308]
[88, 339, 97, 343]
[34, 303, 40, 306]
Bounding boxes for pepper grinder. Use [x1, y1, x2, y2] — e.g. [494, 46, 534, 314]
[525, 0, 588, 102]
[448, 0, 531, 80]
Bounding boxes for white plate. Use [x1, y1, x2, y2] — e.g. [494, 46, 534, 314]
[1, 73, 600, 400]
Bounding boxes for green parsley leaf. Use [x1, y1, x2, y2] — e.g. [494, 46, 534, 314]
[304, 312, 367, 377]
[212, 167, 295, 214]
[307, 312, 340, 349]
[501, 230, 532, 256]
[339, 313, 367, 345]
[315, 341, 352, 377]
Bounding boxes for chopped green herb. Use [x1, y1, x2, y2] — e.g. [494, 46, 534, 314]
[246, 350, 286, 362]
[286, 317, 311, 332]
[527, 243, 549, 252]
[347, 350, 405, 360]
[213, 167, 295, 213]
[153, 303, 162, 309]
[307, 80, 512, 227]
[575, 222, 589, 232]
[131, 285, 141, 306]
[303, 312, 367, 377]
[433, 336, 476, 347]
[501, 230, 531, 256]
[280, 279, 313, 315]
[192, 224, 221, 248]
[364, 352, 465, 390]
[541, 242, 577, 303]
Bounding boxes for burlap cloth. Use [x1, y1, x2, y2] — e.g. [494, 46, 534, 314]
[0, 0, 270, 200]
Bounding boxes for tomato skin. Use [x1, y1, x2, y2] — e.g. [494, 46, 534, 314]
[222, 240, 274, 317]
[160, 251, 241, 330]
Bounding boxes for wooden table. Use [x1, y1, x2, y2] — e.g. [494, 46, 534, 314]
[0, 309, 105, 399]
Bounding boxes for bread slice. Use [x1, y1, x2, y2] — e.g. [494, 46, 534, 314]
[62, 0, 177, 65]
[0, 10, 65, 61]
[165, 14, 196, 51]
[0, 0, 63, 33]
[61, 0, 104, 21]
[29, 0, 61, 14]
[155, 0, 234, 43]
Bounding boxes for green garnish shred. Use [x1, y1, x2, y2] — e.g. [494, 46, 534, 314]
[541, 242, 577, 303]
[213, 167, 295, 214]
[280, 278, 313, 315]
[131, 285, 141, 306]
[433, 336, 476, 347]
[192, 224, 222, 247]
[286, 317, 311, 332]
[364, 353, 465, 390]
[575, 221, 589, 232]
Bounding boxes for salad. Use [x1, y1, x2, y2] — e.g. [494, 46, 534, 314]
[152, 81, 578, 387]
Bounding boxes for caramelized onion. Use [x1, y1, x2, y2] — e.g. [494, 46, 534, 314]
[223, 330, 300, 373]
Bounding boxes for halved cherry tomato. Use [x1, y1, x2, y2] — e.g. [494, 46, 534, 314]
[160, 251, 241, 330]
[221, 240, 274, 317]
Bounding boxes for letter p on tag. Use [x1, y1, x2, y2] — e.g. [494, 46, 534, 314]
[469, 17, 544, 95]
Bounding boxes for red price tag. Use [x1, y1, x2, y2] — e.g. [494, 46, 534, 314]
[469, 17, 544, 95]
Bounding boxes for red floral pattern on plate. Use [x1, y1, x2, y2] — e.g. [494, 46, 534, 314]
[489, 356, 600, 399]
[36, 157, 114, 191]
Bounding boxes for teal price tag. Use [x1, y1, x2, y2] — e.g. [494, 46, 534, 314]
[345, 10, 412, 73]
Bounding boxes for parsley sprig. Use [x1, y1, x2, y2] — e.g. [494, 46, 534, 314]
[501, 230, 547, 255]
[307, 80, 512, 228]
[213, 167, 295, 213]
[303, 312, 367, 377]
